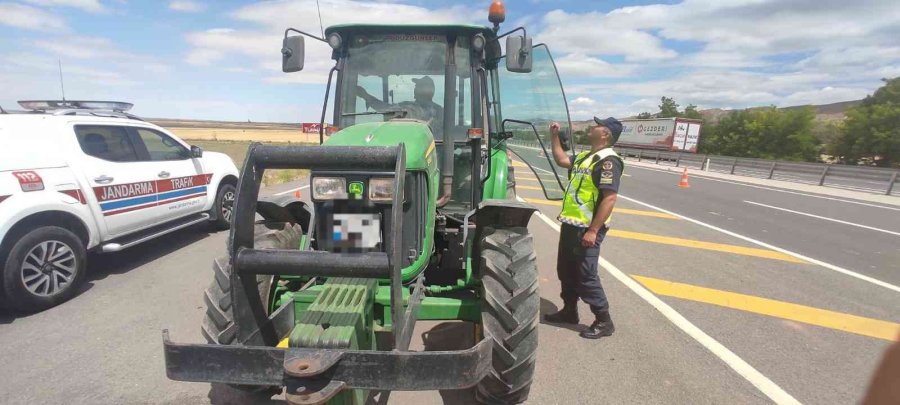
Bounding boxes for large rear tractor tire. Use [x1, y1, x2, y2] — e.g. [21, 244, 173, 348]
[476, 227, 539, 404]
[200, 222, 301, 393]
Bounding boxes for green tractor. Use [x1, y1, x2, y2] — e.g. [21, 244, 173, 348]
[163, 2, 574, 404]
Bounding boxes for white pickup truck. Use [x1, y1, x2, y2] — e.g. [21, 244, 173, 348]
[0, 101, 239, 312]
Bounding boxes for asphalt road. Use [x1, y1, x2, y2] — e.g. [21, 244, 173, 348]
[1, 159, 898, 404]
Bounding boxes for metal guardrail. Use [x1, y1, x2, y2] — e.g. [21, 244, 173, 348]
[506, 140, 899, 196]
[616, 147, 899, 196]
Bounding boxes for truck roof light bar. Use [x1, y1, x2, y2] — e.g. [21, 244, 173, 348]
[18, 100, 134, 112]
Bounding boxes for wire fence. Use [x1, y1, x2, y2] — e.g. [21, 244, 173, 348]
[507, 140, 899, 196]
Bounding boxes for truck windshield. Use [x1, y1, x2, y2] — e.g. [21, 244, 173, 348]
[339, 34, 473, 140]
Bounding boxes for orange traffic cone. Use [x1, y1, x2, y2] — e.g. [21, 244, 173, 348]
[678, 168, 690, 188]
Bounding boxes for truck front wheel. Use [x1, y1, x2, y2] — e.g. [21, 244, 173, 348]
[476, 226, 539, 404]
[1, 226, 87, 312]
[210, 183, 236, 231]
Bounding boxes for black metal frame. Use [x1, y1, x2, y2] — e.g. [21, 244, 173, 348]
[228, 143, 408, 348]
[163, 143, 492, 403]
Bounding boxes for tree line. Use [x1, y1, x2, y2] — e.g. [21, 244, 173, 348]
[623, 78, 898, 167]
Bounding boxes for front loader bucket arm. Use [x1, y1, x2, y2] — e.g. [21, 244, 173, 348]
[228, 143, 408, 349]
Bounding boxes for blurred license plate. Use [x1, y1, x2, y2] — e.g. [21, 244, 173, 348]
[332, 213, 381, 252]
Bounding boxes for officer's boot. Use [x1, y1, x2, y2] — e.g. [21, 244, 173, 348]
[580, 310, 615, 339]
[543, 302, 579, 324]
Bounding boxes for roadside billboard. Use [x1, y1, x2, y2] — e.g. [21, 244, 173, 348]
[301, 122, 321, 133]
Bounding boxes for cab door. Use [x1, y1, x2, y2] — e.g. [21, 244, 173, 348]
[73, 124, 162, 237]
[129, 127, 211, 222]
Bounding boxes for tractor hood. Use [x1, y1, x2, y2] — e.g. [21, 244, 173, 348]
[324, 120, 436, 170]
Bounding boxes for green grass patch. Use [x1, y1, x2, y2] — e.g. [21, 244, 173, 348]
[191, 140, 309, 187]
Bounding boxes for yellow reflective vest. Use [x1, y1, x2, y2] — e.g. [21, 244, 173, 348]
[558, 148, 624, 227]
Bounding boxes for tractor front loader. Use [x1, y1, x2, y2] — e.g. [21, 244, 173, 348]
[163, 2, 577, 404]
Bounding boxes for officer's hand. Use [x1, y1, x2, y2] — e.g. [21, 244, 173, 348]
[581, 229, 598, 247]
[549, 122, 561, 136]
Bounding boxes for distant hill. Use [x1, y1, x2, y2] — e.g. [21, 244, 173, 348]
[699, 99, 862, 124]
[567, 99, 862, 128]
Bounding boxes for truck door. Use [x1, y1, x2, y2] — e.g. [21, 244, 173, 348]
[73, 124, 162, 237]
[129, 127, 211, 222]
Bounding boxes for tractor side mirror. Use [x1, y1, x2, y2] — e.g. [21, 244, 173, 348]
[505, 35, 532, 73]
[282, 35, 305, 72]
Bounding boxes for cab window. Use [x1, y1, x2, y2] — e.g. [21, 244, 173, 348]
[74, 125, 140, 162]
[134, 128, 191, 161]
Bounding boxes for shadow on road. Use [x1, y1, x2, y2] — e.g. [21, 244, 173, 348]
[0, 224, 216, 324]
[367, 321, 478, 404]
[87, 224, 214, 282]
[540, 297, 583, 332]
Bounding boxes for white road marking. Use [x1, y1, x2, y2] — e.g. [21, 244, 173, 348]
[274, 184, 309, 196]
[519, 197, 802, 405]
[745, 200, 900, 238]
[628, 165, 900, 212]
[618, 194, 900, 294]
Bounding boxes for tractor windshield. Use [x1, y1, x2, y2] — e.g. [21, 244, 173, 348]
[339, 34, 473, 140]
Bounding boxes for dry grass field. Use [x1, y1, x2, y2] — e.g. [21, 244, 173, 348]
[152, 118, 320, 143]
[156, 119, 316, 186]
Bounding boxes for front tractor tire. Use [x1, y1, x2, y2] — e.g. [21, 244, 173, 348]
[476, 227, 539, 404]
[200, 223, 301, 392]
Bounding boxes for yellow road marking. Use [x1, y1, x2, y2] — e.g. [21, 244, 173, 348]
[510, 160, 528, 168]
[522, 197, 560, 207]
[521, 198, 678, 219]
[515, 177, 540, 182]
[610, 229, 806, 263]
[521, 198, 798, 262]
[516, 185, 546, 191]
[633, 275, 900, 341]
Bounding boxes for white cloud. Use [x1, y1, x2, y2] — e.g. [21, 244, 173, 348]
[548, 0, 900, 111]
[540, 9, 677, 62]
[0, 3, 67, 31]
[23, 0, 105, 13]
[168, 1, 205, 13]
[183, 0, 480, 83]
[32, 35, 172, 73]
[554, 54, 635, 78]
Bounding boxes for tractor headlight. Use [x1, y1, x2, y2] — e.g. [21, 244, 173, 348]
[368, 177, 395, 202]
[312, 177, 347, 200]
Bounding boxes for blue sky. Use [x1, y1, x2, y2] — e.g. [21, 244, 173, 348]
[1, 0, 898, 122]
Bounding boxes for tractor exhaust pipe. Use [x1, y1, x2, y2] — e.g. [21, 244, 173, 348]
[436, 38, 458, 208]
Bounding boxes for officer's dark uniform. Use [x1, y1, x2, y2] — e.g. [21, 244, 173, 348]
[556, 155, 622, 316]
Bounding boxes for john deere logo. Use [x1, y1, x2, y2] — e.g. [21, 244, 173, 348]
[348, 181, 364, 199]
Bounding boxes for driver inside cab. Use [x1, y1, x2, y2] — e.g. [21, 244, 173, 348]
[354, 76, 444, 135]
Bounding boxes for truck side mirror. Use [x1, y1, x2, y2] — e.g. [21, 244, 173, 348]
[282, 35, 305, 72]
[191, 145, 203, 158]
[505, 35, 532, 73]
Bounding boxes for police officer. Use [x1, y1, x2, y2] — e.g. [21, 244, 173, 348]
[544, 117, 624, 339]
